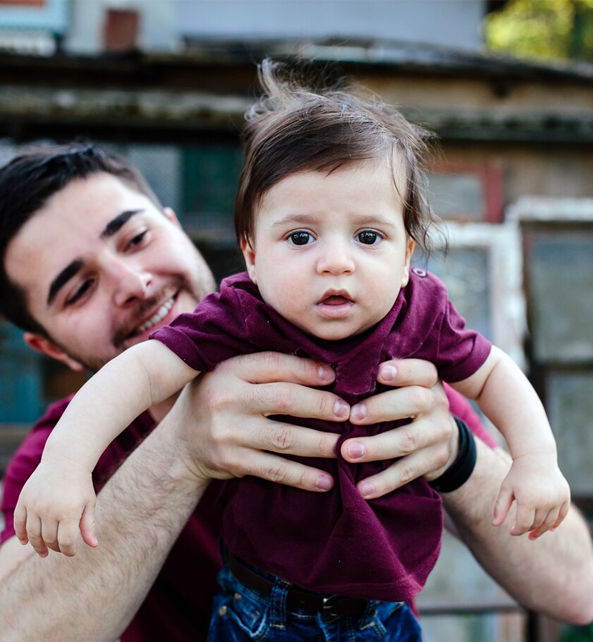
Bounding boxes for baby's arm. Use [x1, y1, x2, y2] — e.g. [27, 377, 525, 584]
[451, 346, 570, 538]
[14, 340, 198, 557]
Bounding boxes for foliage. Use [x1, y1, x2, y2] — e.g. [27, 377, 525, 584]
[561, 622, 593, 642]
[484, 0, 593, 62]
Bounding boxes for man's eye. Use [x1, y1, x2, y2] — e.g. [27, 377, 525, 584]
[127, 230, 148, 249]
[287, 231, 314, 246]
[356, 230, 382, 245]
[66, 279, 94, 305]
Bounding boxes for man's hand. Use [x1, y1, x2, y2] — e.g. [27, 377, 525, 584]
[173, 353, 458, 501]
[173, 352, 348, 492]
[341, 359, 458, 499]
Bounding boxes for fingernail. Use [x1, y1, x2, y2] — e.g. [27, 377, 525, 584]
[334, 400, 349, 418]
[347, 442, 366, 460]
[351, 402, 366, 421]
[315, 475, 332, 491]
[380, 365, 397, 382]
[360, 482, 375, 498]
[318, 365, 333, 381]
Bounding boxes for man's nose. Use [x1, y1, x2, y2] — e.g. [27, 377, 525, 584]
[316, 240, 355, 276]
[107, 259, 153, 307]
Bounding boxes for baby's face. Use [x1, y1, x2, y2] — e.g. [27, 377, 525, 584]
[242, 159, 414, 341]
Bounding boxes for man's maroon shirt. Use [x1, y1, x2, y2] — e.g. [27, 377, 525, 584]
[0, 397, 221, 642]
[151, 271, 492, 602]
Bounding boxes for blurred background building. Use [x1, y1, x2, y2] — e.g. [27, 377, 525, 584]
[1, 1, 592, 641]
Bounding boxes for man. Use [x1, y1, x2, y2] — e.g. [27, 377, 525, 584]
[0, 144, 591, 641]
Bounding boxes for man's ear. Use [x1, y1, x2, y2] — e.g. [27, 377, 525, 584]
[163, 207, 180, 227]
[24, 332, 85, 372]
[401, 238, 416, 287]
[240, 237, 257, 284]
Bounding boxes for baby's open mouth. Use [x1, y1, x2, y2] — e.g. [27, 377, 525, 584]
[317, 291, 355, 318]
[322, 295, 352, 305]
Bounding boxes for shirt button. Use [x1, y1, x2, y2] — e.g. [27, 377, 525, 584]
[412, 267, 427, 277]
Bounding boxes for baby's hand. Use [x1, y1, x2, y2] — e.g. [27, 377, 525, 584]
[14, 459, 98, 557]
[492, 453, 571, 539]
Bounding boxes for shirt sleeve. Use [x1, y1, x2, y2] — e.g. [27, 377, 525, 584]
[404, 272, 492, 384]
[435, 296, 492, 384]
[150, 285, 253, 373]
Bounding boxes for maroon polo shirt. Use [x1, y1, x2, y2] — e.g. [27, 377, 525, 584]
[151, 270, 491, 602]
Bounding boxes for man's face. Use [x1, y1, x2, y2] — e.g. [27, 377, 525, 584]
[5, 172, 216, 371]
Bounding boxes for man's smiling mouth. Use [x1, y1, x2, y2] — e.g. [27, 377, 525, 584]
[128, 295, 175, 338]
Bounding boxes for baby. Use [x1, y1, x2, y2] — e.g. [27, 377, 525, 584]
[15, 62, 570, 639]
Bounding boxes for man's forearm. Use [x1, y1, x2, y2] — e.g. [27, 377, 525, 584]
[0, 418, 208, 642]
[443, 439, 593, 624]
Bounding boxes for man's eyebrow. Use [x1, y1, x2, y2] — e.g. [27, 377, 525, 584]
[47, 259, 83, 306]
[47, 209, 145, 306]
[100, 209, 144, 238]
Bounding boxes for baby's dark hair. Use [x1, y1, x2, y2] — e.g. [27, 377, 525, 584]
[235, 60, 437, 252]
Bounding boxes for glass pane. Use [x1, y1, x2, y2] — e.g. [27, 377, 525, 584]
[529, 233, 593, 364]
[547, 371, 593, 496]
[427, 172, 484, 221]
[0, 323, 44, 423]
[181, 145, 244, 240]
[417, 247, 492, 341]
[127, 144, 182, 213]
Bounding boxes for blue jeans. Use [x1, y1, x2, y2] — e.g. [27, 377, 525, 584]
[208, 561, 422, 642]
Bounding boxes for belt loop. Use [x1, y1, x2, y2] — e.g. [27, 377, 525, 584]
[357, 599, 380, 629]
[270, 577, 290, 630]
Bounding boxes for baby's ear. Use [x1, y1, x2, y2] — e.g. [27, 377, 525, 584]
[240, 237, 257, 284]
[401, 238, 415, 287]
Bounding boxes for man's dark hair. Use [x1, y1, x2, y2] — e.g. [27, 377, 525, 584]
[235, 60, 437, 251]
[0, 143, 161, 337]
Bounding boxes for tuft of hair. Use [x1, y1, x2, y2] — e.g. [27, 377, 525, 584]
[235, 59, 440, 253]
[0, 142, 161, 337]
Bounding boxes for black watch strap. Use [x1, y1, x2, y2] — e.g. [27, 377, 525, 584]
[428, 415, 477, 493]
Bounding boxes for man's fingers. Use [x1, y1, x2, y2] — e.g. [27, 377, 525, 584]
[249, 421, 338, 459]
[351, 385, 446, 425]
[248, 382, 349, 422]
[342, 419, 448, 464]
[238, 451, 334, 492]
[377, 359, 438, 389]
[218, 352, 335, 386]
[355, 449, 443, 499]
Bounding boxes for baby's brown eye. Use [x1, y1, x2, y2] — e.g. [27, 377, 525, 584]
[288, 232, 314, 246]
[357, 231, 380, 245]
